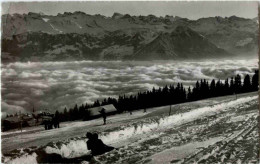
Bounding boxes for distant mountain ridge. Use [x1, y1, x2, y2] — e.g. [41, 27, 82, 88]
[134, 26, 231, 60]
[2, 12, 258, 62]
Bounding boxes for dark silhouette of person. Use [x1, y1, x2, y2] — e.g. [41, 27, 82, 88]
[86, 132, 114, 156]
[86, 132, 94, 152]
[44, 123, 48, 130]
[99, 108, 107, 125]
[53, 114, 60, 128]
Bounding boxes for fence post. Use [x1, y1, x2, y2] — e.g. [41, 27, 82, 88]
[169, 105, 172, 116]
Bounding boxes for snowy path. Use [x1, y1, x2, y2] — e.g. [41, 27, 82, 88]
[2, 92, 259, 163]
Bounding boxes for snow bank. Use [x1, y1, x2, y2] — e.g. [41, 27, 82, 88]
[45, 139, 89, 158]
[4, 153, 38, 164]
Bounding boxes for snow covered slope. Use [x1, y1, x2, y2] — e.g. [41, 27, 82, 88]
[2, 92, 259, 163]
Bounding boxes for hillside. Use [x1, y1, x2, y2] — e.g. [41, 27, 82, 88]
[2, 12, 258, 62]
[134, 26, 230, 60]
[2, 92, 258, 163]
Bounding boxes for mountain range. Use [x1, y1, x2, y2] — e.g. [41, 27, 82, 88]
[2, 12, 258, 62]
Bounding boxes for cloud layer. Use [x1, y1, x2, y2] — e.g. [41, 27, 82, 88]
[1, 59, 258, 114]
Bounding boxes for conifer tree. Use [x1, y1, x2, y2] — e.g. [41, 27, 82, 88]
[243, 74, 251, 92]
[235, 74, 242, 93]
[210, 79, 216, 97]
[252, 70, 259, 91]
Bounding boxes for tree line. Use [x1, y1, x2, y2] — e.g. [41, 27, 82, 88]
[55, 70, 259, 122]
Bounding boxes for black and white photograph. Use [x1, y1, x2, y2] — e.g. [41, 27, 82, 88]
[1, 1, 259, 163]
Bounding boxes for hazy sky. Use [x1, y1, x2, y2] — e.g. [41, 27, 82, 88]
[2, 1, 258, 19]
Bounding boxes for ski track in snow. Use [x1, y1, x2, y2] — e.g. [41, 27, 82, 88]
[3, 95, 258, 164]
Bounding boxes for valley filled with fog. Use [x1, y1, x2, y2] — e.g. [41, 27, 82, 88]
[1, 58, 258, 116]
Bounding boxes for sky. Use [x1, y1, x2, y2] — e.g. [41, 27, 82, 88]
[2, 1, 258, 19]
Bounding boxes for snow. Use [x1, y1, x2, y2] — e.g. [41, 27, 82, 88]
[4, 153, 37, 164]
[157, 96, 257, 128]
[2, 130, 27, 136]
[45, 140, 90, 158]
[42, 18, 49, 22]
[72, 20, 82, 29]
[45, 45, 78, 54]
[227, 114, 254, 123]
[236, 38, 253, 47]
[2, 93, 258, 163]
[49, 23, 63, 33]
[199, 34, 205, 39]
[147, 137, 223, 164]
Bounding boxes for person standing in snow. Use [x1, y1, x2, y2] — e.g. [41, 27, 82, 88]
[99, 108, 107, 125]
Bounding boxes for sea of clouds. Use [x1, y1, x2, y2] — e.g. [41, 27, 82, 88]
[1, 59, 258, 115]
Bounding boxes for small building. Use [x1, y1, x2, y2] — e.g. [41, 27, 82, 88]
[2, 114, 35, 131]
[2, 110, 55, 131]
[87, 104, 118, 119]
